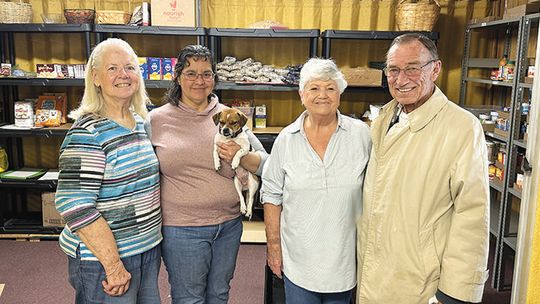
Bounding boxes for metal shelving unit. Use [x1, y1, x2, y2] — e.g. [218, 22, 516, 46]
[459, 14, 538, 291]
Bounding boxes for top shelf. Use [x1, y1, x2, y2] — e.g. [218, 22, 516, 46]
[0, 23, 92, 32]
[207, 28, 320, 38]
[468, 16, 522, 29]
[94, 25, 205, 35]
[322, 30, 439, 40]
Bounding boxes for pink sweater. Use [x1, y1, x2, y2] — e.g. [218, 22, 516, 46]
[149, 97, 240, 226]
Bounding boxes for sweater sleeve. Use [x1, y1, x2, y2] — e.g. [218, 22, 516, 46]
[55, 127, 106, 232]
[245, 127, 269, 176]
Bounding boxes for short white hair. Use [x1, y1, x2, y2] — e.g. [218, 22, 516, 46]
[299, 58, 347, 94]
[69, 38, 150, 120]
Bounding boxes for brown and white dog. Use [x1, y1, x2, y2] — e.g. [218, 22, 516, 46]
[213, 108, 259, 219]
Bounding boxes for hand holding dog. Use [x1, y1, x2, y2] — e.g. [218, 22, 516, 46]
[217, 141, 241, 164]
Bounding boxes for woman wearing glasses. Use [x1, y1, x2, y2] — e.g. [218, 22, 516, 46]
[146, 44, 268, 304]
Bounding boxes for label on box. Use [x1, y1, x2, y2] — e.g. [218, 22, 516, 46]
[148, 57, 162, 80]
[255, 105, 267, 128]
[36, 64, 56, 78]
[151, 0, 196, 27]
[1, 63, 11, 76]
[162, 58, 173, 80]
[14, 101, 34, 128]
[139, 57, 148, 80]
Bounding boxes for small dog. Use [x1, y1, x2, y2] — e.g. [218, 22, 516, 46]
[213, 108, 259, 219]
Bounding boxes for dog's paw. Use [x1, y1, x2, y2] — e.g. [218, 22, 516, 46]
[240, 205, 247, 215]
[214, 164, 221, 171]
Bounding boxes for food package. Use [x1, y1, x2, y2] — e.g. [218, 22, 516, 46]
[37, 94, 68, 124]
[139, 57, 148, 79]
[147, 57, 161, 80]
[14, 101, 34, 128]
[162, 58, 173, 80]
[35, 109, 61, 127]
[1, 63, 11, 76]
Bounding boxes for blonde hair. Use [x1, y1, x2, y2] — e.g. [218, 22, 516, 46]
[69, 38, 150, 120]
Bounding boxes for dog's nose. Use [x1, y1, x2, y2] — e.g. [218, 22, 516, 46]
[223, 128, 231, 136]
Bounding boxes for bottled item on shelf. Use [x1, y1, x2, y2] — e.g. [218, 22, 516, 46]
[486, 141, 496, 164]
[495, 166, 504, 181]
[515, 173, 524, 190]
[498, 56, 507, 80]
[255, 105, 267, 128]
[521, 102, 530, 115]
[504, 60, 515, 81]
[488, 164, 496, 180]
[497, 144, 506, 165]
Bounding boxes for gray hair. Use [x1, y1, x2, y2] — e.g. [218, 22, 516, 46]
[69, 38, 150, 120]
[386, 33, 439, 62]
[299, 58, 347, 94]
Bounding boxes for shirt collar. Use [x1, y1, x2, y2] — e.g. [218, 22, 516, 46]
[287, 110, 347, 134]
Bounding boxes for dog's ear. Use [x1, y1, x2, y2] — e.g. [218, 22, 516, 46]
[212, 112, 221, 126]
[236, 111, 248, 128]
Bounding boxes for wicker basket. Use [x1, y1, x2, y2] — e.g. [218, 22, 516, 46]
[64, 9, 95, 24]
[396, 0, 440, 31]
[96, 0, 131, 24]
[96, 10, 131, 24]
[0, 1, 32, 23]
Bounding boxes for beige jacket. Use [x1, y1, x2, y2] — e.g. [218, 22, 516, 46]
[357, 87, 490, 303]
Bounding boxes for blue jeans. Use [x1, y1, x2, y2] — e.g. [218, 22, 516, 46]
[283, 275, 353, 304]
[67, 245, 161, 304]
[162, 216, 243, 304]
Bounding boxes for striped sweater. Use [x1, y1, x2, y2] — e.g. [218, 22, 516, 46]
[55, 113, 162, 261]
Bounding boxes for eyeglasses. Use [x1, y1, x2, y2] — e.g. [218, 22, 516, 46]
[383, 59, 437, 78]
[106, 64, 138, 76]
[181, 71, 215, 81]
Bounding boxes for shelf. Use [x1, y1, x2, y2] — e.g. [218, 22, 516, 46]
[241, 220, 265, 243]
[216, 82, 299, 91]
[321, 30, 439, 40]
[485, 131, 508, 142]
[504, 236, 517, 251]
[0, 218, 62, 234]
[0, 23, 92, 32]
[144, 80, 173, 89]
[0, 78, 84, 86]
[490, 180, 504, 193]
[514, 139, 527, 148]
[94, 25, 205, 36]
[467, 58, 500, 68]
[468, 16, 522, 29]
[208, 28, 320, 38]
[0, 123, 71, 137]
[508, 187, 522, 199]
[519, 82, 533, 89]
[0, 179, 57, 190]
[464, 77, 514, 87]
[252, 127, 283, 134]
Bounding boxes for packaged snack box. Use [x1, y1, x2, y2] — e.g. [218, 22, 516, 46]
[147, 57, 161, 80]
[138, 57, 148, 80]
[162, 58, 173, 80]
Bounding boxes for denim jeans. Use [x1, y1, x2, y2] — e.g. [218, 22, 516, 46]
[67, 244, 161, 304]
[283, 275, 353, 304]
[162, 216, 243, 304]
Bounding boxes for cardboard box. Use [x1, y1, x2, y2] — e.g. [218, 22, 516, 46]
[162, 58, 173, 80]
[151, 0, 196, 27]
[341, 67, 383, 87]
[147, 57, 161, 80]
[504, 3, 540, 19]
[494, 127, 509, 138]
[42, 192, 66, 227]
[482, 122, 495, 132]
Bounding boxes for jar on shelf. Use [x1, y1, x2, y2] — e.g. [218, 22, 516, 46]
[497, 144, 506, 165]
[505, 60, 515, 81]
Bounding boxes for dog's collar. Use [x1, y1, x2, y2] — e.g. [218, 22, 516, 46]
[231, 127, 243, 138]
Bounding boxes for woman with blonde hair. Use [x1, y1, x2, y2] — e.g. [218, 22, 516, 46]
[55, 38, 162, 303]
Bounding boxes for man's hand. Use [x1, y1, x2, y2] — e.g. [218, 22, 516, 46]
[102, 260, 131, 297]
[267, 242, 283, 278]
[217, 141, 241, 163]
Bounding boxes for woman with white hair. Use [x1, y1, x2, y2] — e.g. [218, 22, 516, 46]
[261, 58, 371, 303]
[55, 38, 162, 303]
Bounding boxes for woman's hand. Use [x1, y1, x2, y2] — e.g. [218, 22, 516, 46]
[267, 242, 283, 278]
[217, 141, 241, 163]
[102, 260, 132, 297]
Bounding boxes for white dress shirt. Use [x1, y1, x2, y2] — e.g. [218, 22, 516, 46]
[261, 111, 371, 292]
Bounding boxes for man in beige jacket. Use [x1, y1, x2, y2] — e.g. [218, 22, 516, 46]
[357, 33, 490, 304]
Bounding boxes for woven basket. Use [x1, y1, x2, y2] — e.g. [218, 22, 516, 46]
[96, 0, 130, 24]
[396, 0, 440, 31]
[0, 1, 32, 23]
[96, 10, 130, 24]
